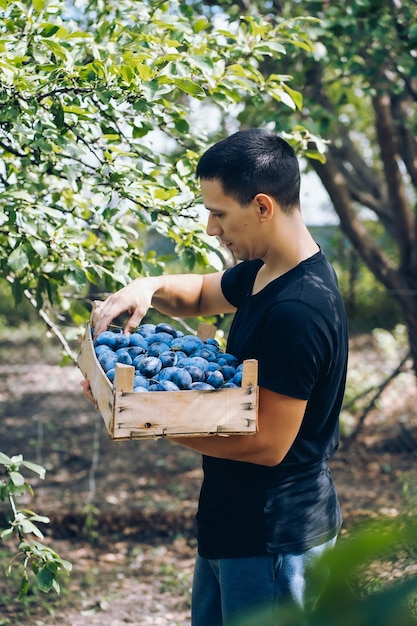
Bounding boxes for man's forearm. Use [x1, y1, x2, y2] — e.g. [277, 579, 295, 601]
[92, 273, 209, 336]
[171, 430, 276, 467]
[150, 274, 205, 318]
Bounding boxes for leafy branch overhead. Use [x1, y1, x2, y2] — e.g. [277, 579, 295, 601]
[0, 0, 320, 311]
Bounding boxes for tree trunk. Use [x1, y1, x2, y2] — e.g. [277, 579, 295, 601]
[311, 154, 417, 377]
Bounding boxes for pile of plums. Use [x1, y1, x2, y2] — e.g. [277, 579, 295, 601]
[93, 322, 243, 393]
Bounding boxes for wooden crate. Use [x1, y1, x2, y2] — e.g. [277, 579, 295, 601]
[77, 322, 258, 440]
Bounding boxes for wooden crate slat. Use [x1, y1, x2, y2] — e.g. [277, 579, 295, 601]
[77, 325, 113, 431]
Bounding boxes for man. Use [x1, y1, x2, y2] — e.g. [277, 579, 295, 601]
[83, 128, 348, 625]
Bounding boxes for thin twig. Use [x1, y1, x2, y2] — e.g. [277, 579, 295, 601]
[6, 276, 77, 364]
[8, 493, 24, 542]
[344, 351, 412, 447]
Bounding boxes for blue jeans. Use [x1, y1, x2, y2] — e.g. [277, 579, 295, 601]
[191, 537, 336, 626]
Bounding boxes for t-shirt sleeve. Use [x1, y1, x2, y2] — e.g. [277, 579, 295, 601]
[258, 301, 330, 401]
[221, 261, 262, 308]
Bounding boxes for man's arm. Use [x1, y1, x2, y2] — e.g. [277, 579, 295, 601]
[173, 387, 307, 467]
[92, 271, 235, 337]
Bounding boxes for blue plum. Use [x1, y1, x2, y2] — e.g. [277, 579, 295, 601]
[171, 335, 204, 355]
[133, 374, 149, 389]
[106, 367, 116, 382]
[155, 322, 179, 337]
[217, 353, 239, 367]
[233, 370, 243, 386]
[151, 380, 180, 392]
[220, 365, 237, 381]
[147, 341, 170, 357]
[159, 351, 178, 368]
[128, 346, 146, 358]
[112, 333, 131, 349]
[129, 333, 149, 350]
[183, 365, 205, 382]
[178, 356, 209, 373]
[133, 354, 146, 368]
[205, 370, 225, 389]
[190, 382, 215, 390]
[147, 332, 174, 346]
[206, 361, 221, 372]
[94, 344, 113, 357]
[133, 386, 148, 393]
[138, 356, 162, 378]
[172, 368, 193, 390]
[98, 352, 117, 371]
[94, 331, 118, 349]
[115, 349, 133, 365]
[158, 366, 179, 382]
[192, 348, 217, 362]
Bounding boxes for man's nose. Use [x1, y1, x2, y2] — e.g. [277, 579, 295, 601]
[206, 213, 222, 237]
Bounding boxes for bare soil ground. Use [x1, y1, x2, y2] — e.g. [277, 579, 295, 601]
[0, 333, 417, 625]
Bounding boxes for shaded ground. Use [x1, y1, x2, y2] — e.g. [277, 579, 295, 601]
[0, 333, 417, 625]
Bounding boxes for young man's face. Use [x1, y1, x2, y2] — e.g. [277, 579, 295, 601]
[201, 178, 261, 261]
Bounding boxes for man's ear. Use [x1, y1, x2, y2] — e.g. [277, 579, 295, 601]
[254, 193, 275, 222]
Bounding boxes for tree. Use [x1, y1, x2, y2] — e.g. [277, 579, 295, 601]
[204, 0, 417, 377]
[0, 0, 321, 344]
[304, 0, 417, 377]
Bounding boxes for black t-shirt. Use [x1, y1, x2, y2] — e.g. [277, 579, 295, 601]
[196, 251, 348, 558]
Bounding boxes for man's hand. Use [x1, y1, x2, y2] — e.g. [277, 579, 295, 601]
[80, 379, 98, 409]
[91, 277, 156, 338]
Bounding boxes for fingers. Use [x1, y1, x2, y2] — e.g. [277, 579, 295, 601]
[91, 300, 111, 337]
[91, 300, 122, 337]
[91, 297, 146, 338]
[90, 279, 152, 337]
[80, 379, 98, 410]
[122, 310, 144, 335]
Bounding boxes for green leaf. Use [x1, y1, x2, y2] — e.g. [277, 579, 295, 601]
[193, 17, 209, 33]
[39, 23, 59, 37]
[0, 527, 14, 540]
[36, 566, 55, 593]
[18, 572, 29, 600]
[30, 239, 49, 258]
[21, 460, 47, 478]
[43, 40, 69, 61]
[10, 455, 23, 464]
[51, 102, 65, 128]
[66, 266, 87, 290]
[172, 78, 206, 99]
[60, 558, 73, 574]
[0, 452, 11, 465]
[9, 471, 25, 487]
[254, 41, 286, 56]
[20, 518, 45, 539]
[179, 3, 194, 19]
[282, 83, 303, 110]
[33, 0, 46, 11]
[8, 246, 29, 272]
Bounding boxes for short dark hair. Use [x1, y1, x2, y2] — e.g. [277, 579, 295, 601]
[196, 128, 301, 212]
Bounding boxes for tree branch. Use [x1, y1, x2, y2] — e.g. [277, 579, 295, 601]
[372, 92, 414, 270]
[6, 276, 77, 364]
[343, 350, 412, 447]
[311, 153, 411, 308]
